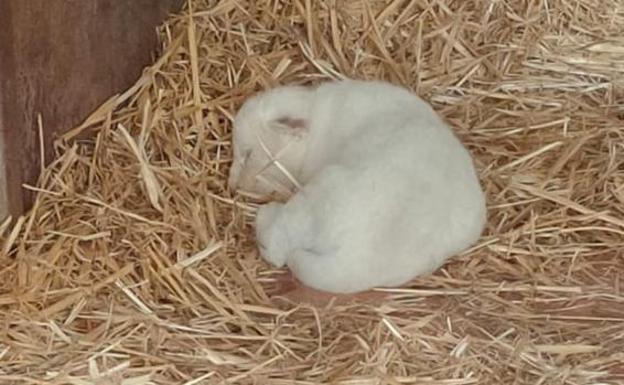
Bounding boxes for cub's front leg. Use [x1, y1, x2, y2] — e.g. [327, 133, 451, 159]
[255, 202, 288, 268]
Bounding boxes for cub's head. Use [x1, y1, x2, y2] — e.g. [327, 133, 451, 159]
[228, 85, 313, 199]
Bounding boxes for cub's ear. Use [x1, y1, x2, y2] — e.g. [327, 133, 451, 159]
[269, 116, 309, 137]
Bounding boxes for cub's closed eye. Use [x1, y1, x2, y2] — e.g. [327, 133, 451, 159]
[242, 150, 252, 164]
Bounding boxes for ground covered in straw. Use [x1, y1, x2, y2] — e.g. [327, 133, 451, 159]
[1, 0, 624, 384]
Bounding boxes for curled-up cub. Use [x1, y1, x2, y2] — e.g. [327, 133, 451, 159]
[229, 79, 487, 294]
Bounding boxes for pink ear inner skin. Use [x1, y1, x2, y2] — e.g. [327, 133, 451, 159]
[275, 117, 308, 131]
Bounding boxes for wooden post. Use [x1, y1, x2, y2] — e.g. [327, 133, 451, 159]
[0, 0, 184, 221]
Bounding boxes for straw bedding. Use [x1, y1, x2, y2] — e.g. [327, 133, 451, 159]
[1, 0, 623, 383]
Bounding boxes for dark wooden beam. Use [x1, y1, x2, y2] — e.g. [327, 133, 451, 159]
[0, 0, 184, 220]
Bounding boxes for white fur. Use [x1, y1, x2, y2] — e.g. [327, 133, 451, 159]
[229, 79, 487, 294]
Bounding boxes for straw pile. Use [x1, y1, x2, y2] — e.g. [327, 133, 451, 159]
[1, 0, 623, 383]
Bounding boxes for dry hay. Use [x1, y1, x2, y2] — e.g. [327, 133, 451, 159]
[1, 0, 624, 384]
